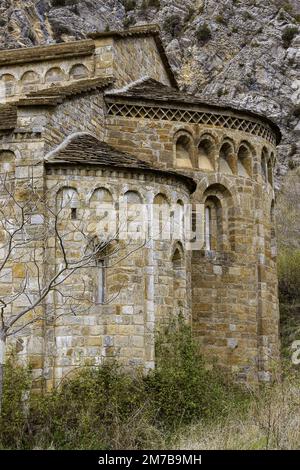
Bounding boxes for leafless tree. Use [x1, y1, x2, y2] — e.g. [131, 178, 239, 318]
[0, 169, 145, 412]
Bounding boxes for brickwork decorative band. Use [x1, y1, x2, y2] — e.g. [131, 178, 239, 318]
[106, 102, 276, 146]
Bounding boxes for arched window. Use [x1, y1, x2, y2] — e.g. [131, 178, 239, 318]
[205, 205, 211, 250]
[88, 236, 109, 305]
[69, 64, 89, 80]
[175, 133, 193, 169]
[204, 197, 223, 251]
[198, 137, 215, 171]
[90, 188, 115, 238]
[21, 71, 40, 93]
[172, 245, 186, 317]
[202, 184, 234, 252]
[173, 199, 184, 241]
[267, 155, 274, 187]
[56, 187, 79, 220]
[270, 200, 276, 258]
[96, 257, 106, 304]
[0, 150, 16, 175]
[45, 67, 66, 84]
[261, 148, 268, 183]
[237, 143, 252, 177]
[0, 74, 16, 97]
[219, 142, 236, 175]
[153, 193, 170, 241]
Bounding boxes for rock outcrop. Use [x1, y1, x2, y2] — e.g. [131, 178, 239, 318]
[0, 0, 299, 181]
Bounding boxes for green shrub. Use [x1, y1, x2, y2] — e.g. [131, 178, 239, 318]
[278, 249, 300, 303]
[123, 16, 136, 28]
[51, 0, 79, 6]
[282, 26, 298, 48]
[0, 359, 31, 449]
[140, 0, 160, 10]
[243, 11, 253, 20]
[148, 0, 160, 7]
[0, 320, 247, 449]
[215, 15, 226, 25]
[163, 15, 182, 38]
[196, 23, 212, 42]
[122, 0, 137, 12]
[145, 318, 246, 429]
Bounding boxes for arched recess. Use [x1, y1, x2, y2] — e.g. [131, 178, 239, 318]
[219, 141, 236, 175]
[0, 74, 16, 97]
[267, 153, 274, 187]
[69, 64, 89, 80]
[270, 199, 276, 258]
[45, 67, 66, 84]
[237, 142, 253, 177]
[174, 131, 194, 169]
[261, 147, 268, 183]
[21, 71, 40, 92]
[56, 187, 79, 220]
[202, 183, 234, 252]
[122, 190, 144, 240]
[173, 199, 184, 241]
[171, 243, 187, 318]
[198, 135, 215, 171]
[153, 193, 170, 241]
[0, 150, 16, 175]
[90, 187, 115, 238]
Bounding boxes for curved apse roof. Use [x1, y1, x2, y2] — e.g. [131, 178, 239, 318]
[105, 78, 281, 145]
[45, 133, 197, 193]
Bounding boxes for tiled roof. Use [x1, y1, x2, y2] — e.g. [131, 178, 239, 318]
[0, 104, 17, 130]
[106, 78, 281, 144]
[18, 77, 114, 106]
[45, 133, 196, 192]
[0, 40, 95, 65]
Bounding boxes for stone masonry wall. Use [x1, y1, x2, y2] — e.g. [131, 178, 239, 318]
[42, 166, 191, 388]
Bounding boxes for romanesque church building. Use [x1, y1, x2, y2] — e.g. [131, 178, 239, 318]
[0, 25, 280, 388]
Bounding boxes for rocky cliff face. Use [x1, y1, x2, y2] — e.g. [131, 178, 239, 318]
[0, 0, 299, 182]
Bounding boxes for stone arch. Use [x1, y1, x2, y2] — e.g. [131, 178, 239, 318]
[219, 140, 236, 175]
[0, 150, 16, 175]
[197, 134, 216, 171]
[174, 130, 194, 169]
[0, 73, 16, 97]
[45, 67, 66, 84]
[90, 187, 116, 238]
[202, 183, 235, 251]
[261, 147, 269, 183]
[69, 63, 89, 80]
[267, 155, 274, 187]
[173, 199, 184, 241]
[21, 70, 40, 92]
[171, 242, 187, 318]
[153, 193, 170, 241]
[122, 190, 144, 239]
[56, 186, 79, 220]
[237, 141, 253, 177]
[270, 199, 276, 258]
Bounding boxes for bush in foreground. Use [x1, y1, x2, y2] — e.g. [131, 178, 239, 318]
[0, 320, 246, 450]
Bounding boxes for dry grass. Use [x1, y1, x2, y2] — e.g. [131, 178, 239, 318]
[172, 371, 300, 450]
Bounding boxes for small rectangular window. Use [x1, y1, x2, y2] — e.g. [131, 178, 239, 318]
[71, 207, 77, 220]
[96, 259, 106, 304]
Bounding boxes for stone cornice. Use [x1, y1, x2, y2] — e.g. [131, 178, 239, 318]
[0, 40, 95, 67]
